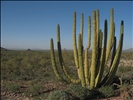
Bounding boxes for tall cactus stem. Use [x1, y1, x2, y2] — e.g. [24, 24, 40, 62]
[106, 8, 114, 62]
[73, 12, 80, 79]
[57, 24, 80, 83]
[90, 11, 97, 88]
[95, 20, 107, 87]
[96, 29, 103, 76]
[110, 36, 116, 67]
[50, 38, 62, 80]
[84, 48, 89, 86]
[96, 9, 100, 44]
[78, 34, 86, 87]
[80, 13, 84, 45]
[102, 20, 124, 85]
[73, 12, 79, 69]
[88, 16, 91, 48]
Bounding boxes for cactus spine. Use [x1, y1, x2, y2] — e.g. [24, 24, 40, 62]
[50, 8, 124, 89]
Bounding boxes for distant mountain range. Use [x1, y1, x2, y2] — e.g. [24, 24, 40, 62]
[1, 47, 8, 51]
[1, 47, 133, 52]
[123, 48, 133, 52]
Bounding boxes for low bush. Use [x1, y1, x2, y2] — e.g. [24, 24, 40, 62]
[4, 82, 21, 93]
[47, 90, 73, 100]
[98, 85, 115, 98]
[66, 84, 99, 100]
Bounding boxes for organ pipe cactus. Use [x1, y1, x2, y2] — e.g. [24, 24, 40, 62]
[50, 8, 124, 89]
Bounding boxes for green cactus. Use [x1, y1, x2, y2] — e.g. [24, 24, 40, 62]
[50, 8, 124, 89]
[56, 24, 80, 83]
[80, 13, 84, 46]
[78, 34, 86, 87]
[106, 8, 114, 62]
[84, 16, 91, 87]
[84, 48, 89, 86]
[90, 11, 97, 88]
[95, 20, 107, 87]
[73, 12, 80, 79]
[101, 21, 124, 85]
[50, 38, 62, 80]
[88, 16, 91, 48]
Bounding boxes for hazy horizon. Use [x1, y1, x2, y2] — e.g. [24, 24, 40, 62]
[1, 1, 133, 50]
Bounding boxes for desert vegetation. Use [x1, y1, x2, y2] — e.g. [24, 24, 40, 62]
[1, 49, 133, 100]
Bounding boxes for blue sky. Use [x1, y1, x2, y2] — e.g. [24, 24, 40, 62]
[1, 1, 133, 50]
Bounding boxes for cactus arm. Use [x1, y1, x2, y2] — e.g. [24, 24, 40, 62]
[96, 29, 103, 77]
[88, 16, 91, 48]
[73, 12, 79, 69]
[84, 16, 91, 86]
[110, 22, 116, 66]
[102, 20, 124, 85]
[84, 48, 89, 86]
[95, 9, 100, 81]
[57, 24, 63, 67]
[57, 24, 80, 83]
[110, 36, 116, 67]
[106, 8, 114, 62]
[80, 13, 84, 45]
[99, 29, 103, 49]
[96, 9, 100, 44]
[104, 34, 123, 85]
[73, 12, 81, 80]
[83, 16, 91, 87]
[78, 34, 86, 87]
[90, 11, 97, 89]
[95, 20, 108, 87]
[50, 38, 62, 80]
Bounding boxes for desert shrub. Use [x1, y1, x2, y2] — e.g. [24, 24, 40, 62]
[33, 93, 49, 100]
[24, 82, 44, 97]
[47, 90, 72, 100]
[121, 52, 133, 60]
[116, 66, 133, 85]
[4, 82, 21, 93]
[98, 85, 115, 98]
[66, 84, 99, 100]
[118, 66, 133, 73]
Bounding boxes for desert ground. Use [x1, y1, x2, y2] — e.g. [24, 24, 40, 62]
[1, 49, 133, 100]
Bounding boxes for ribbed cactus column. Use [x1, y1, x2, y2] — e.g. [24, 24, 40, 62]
[80, 13, 84, 45]
[73, 12, 79, 69]
[84, 16, 91, 86]
[103, 21, 124, 85]
[84, 48, 89, 86]
[95, 20, 107, 87]
[88, 16, 91, 48]
[50, 39, 62, 80]
[96, 9, 99, 45]
[57, 24, 80, 83]
[90, 11, 97, 88]
[110, 36, 116, 67]
[106, 8, 114, 62]
[73, 12, 81, 80]
[78, 34, 85, 87]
